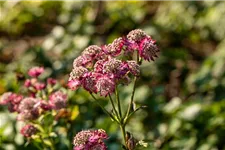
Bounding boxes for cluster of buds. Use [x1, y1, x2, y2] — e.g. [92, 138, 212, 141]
[0, 66, 68, 137]
[68, 29, 159, 96]
[73, 129, 108, 150]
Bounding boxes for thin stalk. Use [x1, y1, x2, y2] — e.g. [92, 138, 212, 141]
[109, 94, 120, 120]
[115, 86, 123, 121]
[90, 93, 119, 123]
[125, 106, 147, 125]
[120, 125, 127, 150]
[124, 52, 140, 123]
[124, 77, 137, 123]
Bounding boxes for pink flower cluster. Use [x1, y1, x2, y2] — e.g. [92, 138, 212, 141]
[73, 129, 108, 150]
[0, 92, 23, 112]
[68, 29, 159, 96]
[28, 66, 44, 77]
[20, 124, 37, 138]
[0, 66, 67, 137]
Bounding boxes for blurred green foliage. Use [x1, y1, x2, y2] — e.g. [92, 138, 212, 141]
[0, 1, 225, 150]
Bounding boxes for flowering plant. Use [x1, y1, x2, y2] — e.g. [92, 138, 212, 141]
[69, 29, 159, 150]
[0, 29, 159, 150]
[0, 66, 68, 150]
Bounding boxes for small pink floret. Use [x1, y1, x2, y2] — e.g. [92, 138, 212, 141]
[28, 66, 44, 77]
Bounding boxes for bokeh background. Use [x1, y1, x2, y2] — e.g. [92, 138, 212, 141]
[0, 1, 225, 150]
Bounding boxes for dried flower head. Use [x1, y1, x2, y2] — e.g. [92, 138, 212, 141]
[82, 45, 102, 60]
[49, 91, 67, 110]
[127, 29, 147, 43]
[82, 72, 98, 93]
[28, 66, 44, 77]
[68, 79, 82, 91]
[73, 56, 87, 67]
[139, 37, 159, 61]
[103, 58, 122, 74]
[0, 92, 13, 105]
[0, 92, 23, 112]
[96, 75, 115, 97]
[40, 100, 52, 111]
[18, 97, 40, 120]
[94, 60, 105, 73]
[127, 61, 140, 76]
[20, 124, 37, 137]
[73, 129, 108, 150]
[104, 37, 124, 56]
[69, 66, 88, 81]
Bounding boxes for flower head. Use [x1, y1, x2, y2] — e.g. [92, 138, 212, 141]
[28, 66, 44, 77]
[96, 75, 115, 97]
[24, 79, 31, 87]
[47, 78, 57, 86]
[127, 29, 148, 43]
[103, 58, 122, 74]
[82, 72, 98, 93]
[139, 37, 159, 61]
[69, 66, 88, 81]
[18, 97, 40, 120]
[49, 91, 67, 110]
[73, 56, 87, 67]
[68, 79, 82, 91]
[94, 60, 105, 73]
[40, 100, 52, 111]
[34, 82, 46, 90]
[82, 45, 102, 61]
[20, 124, 37, 137]
[127, 61, 140, 76]
[0, 92, 23, 112]
[103, 58, 130, 79]
[73, 129, 108, 150]
[104, 37, 124, 56]
[0, 92, 13, 105]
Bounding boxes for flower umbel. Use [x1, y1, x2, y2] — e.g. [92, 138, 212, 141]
[17, 97, 40, 121]
[73, 129, 108, 150]
[68, 29, 159, 149]
[49, 91, 67, 110]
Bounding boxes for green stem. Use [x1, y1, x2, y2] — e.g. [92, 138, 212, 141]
[125, 106, 147, 125]
[124, 77, 137, 124]
[124, 52, 140, 124]
[38, 123, 55, 150]
[115, 87, 127, 149]
[115, 86, 123, 120]
[33, 142, 43, 150]
[109, 94, 120, 120]
[120, 124, 127, 150]
[90, 93, 119, 123]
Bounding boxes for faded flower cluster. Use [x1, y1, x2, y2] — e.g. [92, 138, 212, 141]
[68, 29, 159, 96]
[73, 129, 108, 150]
[0, 67, 67, 137]
[20, 124, 38, 138]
